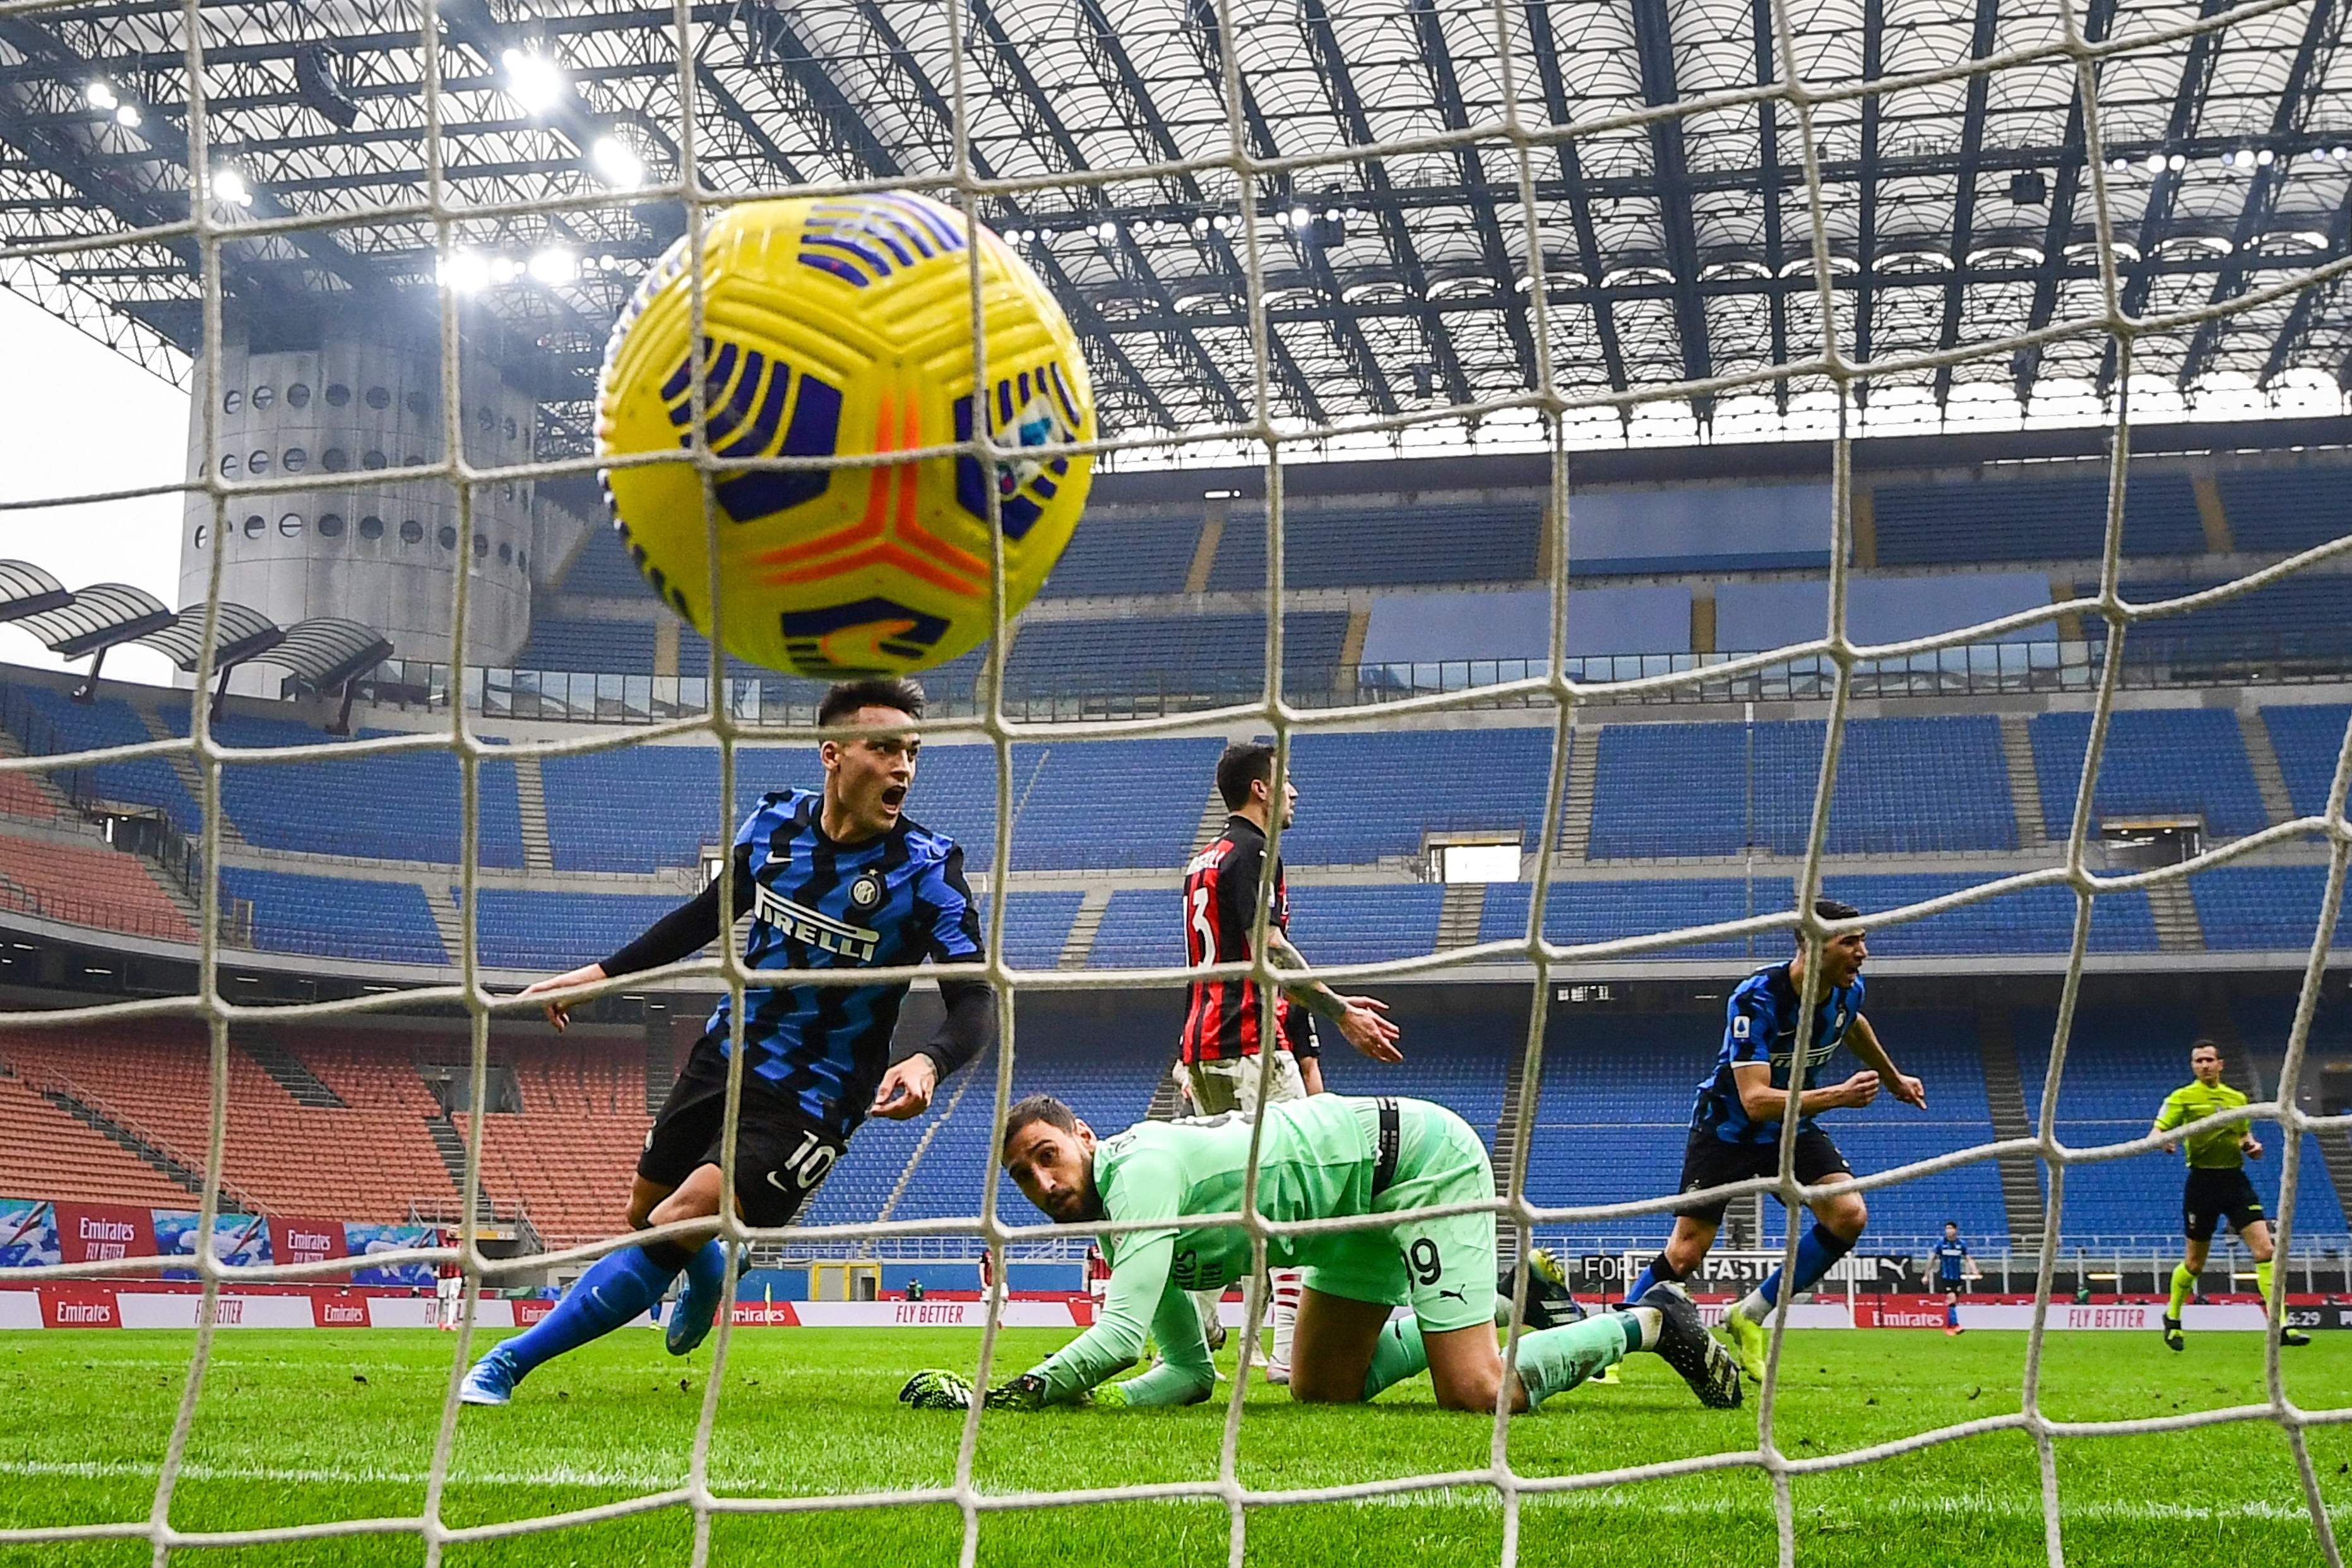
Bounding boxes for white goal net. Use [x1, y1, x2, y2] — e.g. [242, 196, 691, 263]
[0, 0, 2346, 1564]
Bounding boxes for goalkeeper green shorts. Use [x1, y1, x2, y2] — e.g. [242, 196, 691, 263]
[1301, 1099, 1497, 1334]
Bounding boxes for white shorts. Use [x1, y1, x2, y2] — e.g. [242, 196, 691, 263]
[1187, 1051, 1306, 1117]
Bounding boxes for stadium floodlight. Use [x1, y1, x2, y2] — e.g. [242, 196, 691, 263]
[438, 250, 490, 293]
[2259, 148, 2277, 165]
[501, 49, 567, 116]
[2144, 152, 2166, 172]
[114, 103, 141, 128]
[211, 167, 252, 208]
[527, 246, 577, 285]
[83, 80, 115, 110]
[489, 256, 522, 285]
[2168, 153, 2188, 170]
[590, 133, 644, 190]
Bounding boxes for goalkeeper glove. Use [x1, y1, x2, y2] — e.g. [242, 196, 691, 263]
[982, 1373, 1050, 1411]
[897, 1369, 974, 1411]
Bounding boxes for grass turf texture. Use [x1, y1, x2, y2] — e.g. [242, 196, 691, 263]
[0, 1327, 2344, 1565]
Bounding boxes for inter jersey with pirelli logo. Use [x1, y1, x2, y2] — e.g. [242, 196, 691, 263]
[1181, 814, 1293, 1062]
[705, 787, 983, 1134]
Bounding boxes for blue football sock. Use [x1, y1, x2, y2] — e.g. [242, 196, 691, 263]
[494, 1245, 679, 1382]
[1750, 1223, 1854, 1313]
[1623, 1252, 1679, 1306]
[1945, 1298, 1959, 1329]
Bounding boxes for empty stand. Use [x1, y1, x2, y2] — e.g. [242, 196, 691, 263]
[11, 687, 198, 830]
[1002, 613, 1350, 699]
[1872, 473, 2206, 564]
[2077, 574, 2352, 663]
[2015, 1004, 2344, 1238]
[1482, 877, 1797, 962]
[0, 832, 193, 943]
[2189, 865, 2331, 952]
[189, 713, 526, 867]
[222, 866, 446, 966]
[2260, 704, 2352, 820]
[518, 617, 656, 675]
[0, 767, 54, 821]
[1040, 510, 1203, 597]
[2215, 467, 2352, 555]
[1208, 504, 1541, 591]
[2028, 710, 2267, 838]
[0, 1070, 200, 1208]
[1277, 728, 1555, 864]
[556, 526, 653, 598]
[1822, 873, 2158, 955]
[1588, 716, 2016, 859]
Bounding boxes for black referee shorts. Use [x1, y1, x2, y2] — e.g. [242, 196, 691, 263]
[1674, 1127, 1852, 1226]
[639, 1033, 846, 1229]
[2182, 1167, 2266, 1244]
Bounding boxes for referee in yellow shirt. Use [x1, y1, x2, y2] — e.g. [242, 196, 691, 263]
[2151, 1040, 2308, 1350]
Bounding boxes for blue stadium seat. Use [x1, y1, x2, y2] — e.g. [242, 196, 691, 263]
[222, 866, 446, 966]
[1872, 473, 2205, 564]
[518, 617, 656, 675]
[1482, 878, 1799, 963]
[467, 885, 1078, 971]
[2261, 705, 2352, 820]
[13, 687, 199, 831]
[1278, 728, 1557, 864]
[557, 526, 653, 597]
[2216, 468, 2352, 555]
[538, 745, 809, 874]
[1088, 882, 1442, 968]
[1588, 716, 2016, 859]
[1528, 1011, 2004, 1249]
[2076, 575, 2352, 664]
[2016, 1005, 2344, 1238]
[1002, 612, 1350, 699]
[1209, 504, 1541, 591]
[1040, 510, 1203, 597]
[1822, 873, 2158, 955]
[2189, 865, 2332, 952]
[185, 713, 526, 867]
[2028, 710, 2267, 838]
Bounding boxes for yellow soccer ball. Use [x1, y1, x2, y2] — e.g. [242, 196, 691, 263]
[596, 193, 1093, 677]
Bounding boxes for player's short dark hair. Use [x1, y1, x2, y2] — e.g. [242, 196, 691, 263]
[1216, 741, 1277, 809]
[1944, 1219, 1959, 1230]
[1003, 1093, 1078, 1151]
[2190, 1038, 2222, 1057]
[1796, 896, 1861, 942]
[817, 677, 925, 730]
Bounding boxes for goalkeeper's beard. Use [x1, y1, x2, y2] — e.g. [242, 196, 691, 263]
[1063, 1153, 1107, 1225]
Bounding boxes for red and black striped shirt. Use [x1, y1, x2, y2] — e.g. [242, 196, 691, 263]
[1180, 815, 1292, 1063]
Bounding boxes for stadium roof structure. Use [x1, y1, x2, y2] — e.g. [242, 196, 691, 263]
[4, 0, 2352, 456]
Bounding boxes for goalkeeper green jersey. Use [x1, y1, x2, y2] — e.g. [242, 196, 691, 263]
[2152, 1080, 2252, 1168]
[1025, 1095, 1398, 1403]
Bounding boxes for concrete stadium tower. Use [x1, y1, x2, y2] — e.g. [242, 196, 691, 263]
[177, 312, 537, 675]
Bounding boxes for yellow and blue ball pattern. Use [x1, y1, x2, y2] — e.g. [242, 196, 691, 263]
[596, 193, 1093, 677]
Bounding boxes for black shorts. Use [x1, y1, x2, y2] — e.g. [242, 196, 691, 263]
[639, 1034, 846, 1229]
[2182, 1167, 2266, 1244]
[1675, 1127, 1852, 1225]
[1939, 1276, 1969, 1296]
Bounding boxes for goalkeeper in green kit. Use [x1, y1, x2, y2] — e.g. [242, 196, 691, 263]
[900, 1093, 1741, 1414]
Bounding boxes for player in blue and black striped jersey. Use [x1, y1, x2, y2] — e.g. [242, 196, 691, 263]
[1932, 1221, 1973, 1334]
[1622, 899, 1927, 1384]
[463, 677, 992, 1406]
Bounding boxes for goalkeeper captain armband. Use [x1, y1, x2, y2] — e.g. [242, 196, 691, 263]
[897, 1369, 975, 1411]
[982, 1373, 1049, 1411]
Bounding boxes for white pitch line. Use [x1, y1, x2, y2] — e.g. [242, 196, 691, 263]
[0, 1458, 2343, 1523]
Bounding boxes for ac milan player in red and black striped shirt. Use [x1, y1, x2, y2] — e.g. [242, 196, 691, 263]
[1182, 742, 1404, 1109]
[1178, 742, 1403, 1381]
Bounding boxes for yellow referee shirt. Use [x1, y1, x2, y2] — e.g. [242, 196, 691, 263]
[2151, 1081, 2252, 1169]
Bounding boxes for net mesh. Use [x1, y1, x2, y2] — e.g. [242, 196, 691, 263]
[0, 0, 2344, 1561]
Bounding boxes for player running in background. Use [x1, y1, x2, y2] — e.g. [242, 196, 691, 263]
[2152, 1040, 2309, 1350]
[1930, 1221, 1972, 1336]
[1623, 899, 1927, 1384]
[1179, 741, 1401, 1381]
[461, 677, 994, 1405]
[899, 1093, 1739, 1415]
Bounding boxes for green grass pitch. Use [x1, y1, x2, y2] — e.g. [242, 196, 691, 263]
[0, 1327, 2345, 1565]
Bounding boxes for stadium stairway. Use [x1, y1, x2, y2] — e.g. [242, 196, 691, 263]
[513, 754, 557, 875]
[241, 1031, 347, 1108]
[1057, 888, 1110, 969]
[2320, 1133, 2352, 1213]
[1559, 737, 1598, 860]
[2237, 710, 2297, 827]
[38, 1085, 207, 1199]
[1975, 1010, 2048, 1247]
[2146, 882, 2206, 953]
[1997, 716, 2046, 845]
[134, 705, 241, 846]
[1436, 882, 1485, 949]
